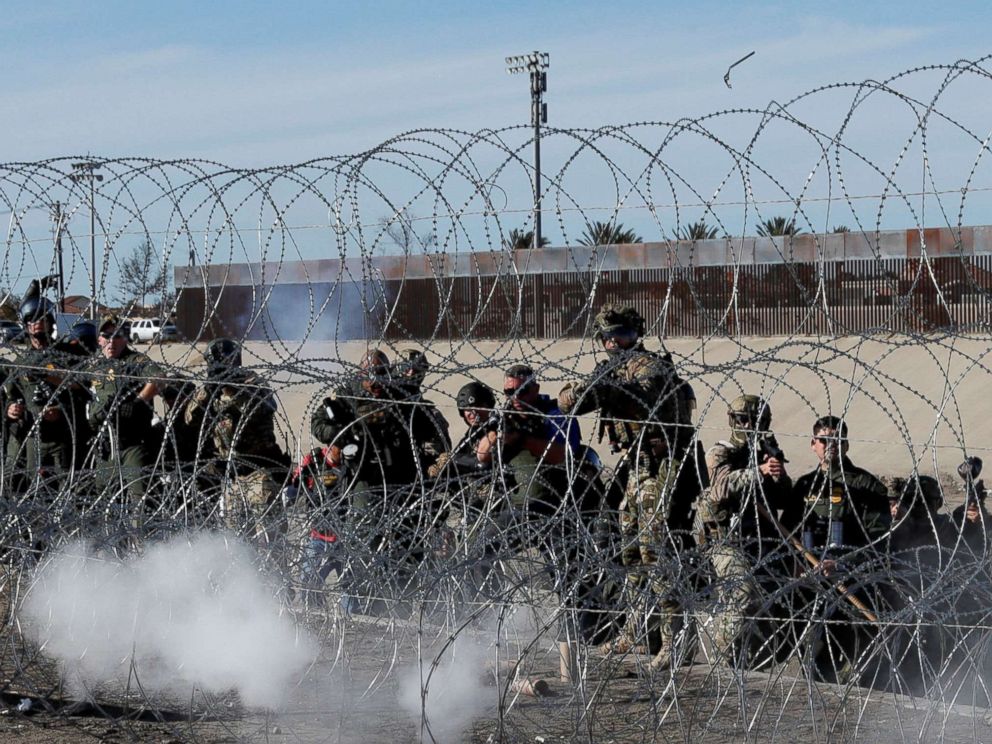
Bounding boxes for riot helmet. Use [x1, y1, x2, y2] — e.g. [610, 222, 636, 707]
[456, 381, 496, 413]
[19, 295, 56, 325]
[68, 320, 98, 354]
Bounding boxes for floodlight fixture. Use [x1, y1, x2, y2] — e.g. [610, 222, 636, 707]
[504, 51, 550, 250]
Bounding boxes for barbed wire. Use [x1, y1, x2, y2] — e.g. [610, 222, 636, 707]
[0, 55, 990, 744]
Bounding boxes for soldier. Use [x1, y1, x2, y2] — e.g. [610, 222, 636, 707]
[427, 380, 496, 481]
[1, 279, 90, 560]
[782, 415, 890, 684]
[557, 305, 694, 672]
[392, 347, 451, 468]
[2, 279, 90, 490]
[884, 474, 956, 695]
[312, 349, 449, 496]
[697, 394, 793, 667]
[184, 338, 289, 541]
[887, 474, 955, 554]
[784, 416, 890, 561]
[310, 349, 449, 607]
[473, 366, 574, 547]
[951, 457, 990, 556]
[86, 315, 164, 524]
[477, 364, 578, 468]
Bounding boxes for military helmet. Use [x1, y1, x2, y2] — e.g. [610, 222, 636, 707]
[204, 338, 242, 373]
[19, 295, 56, 325]
[396, 348, 429, 383]
[68, 320, 98, 353]
[592, 304, 645, 340]
[456, 381, 496, 413]
[728, 394, 772, 432]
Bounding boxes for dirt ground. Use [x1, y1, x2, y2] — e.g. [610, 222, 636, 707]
[2, 585, 992, 744]
[0, 332, 989, 742]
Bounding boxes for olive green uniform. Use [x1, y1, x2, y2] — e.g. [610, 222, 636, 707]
[86, 347, 164, 514]
[784, 458, 890, 683]
[2, 343, 90, 489]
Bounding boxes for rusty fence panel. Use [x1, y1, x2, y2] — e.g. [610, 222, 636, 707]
[177, 255, 992, 342]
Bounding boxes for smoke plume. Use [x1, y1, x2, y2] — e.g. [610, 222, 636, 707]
[20, 533, 315, 710]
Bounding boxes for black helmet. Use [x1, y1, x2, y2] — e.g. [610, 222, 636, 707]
[204, 338, 242, 375]
[457, 381, 495, 413]
[68, 320, 98, 353]
[19, 295, 56, 325]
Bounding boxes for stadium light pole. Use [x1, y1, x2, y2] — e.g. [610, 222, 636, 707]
[69, 161, 104, 319]
[506, 51, 549, 250]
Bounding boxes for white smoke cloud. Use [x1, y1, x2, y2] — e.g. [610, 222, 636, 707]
[398, 639, 494, 744]
[20, 533, 315, 710]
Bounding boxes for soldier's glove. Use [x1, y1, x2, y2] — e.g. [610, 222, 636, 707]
[115, 400, 138, 421]
[557, 383, 579, 413]
[427, 452, 451, 479]
[192, 386, 210, 407]
[483, 410, 504, 435]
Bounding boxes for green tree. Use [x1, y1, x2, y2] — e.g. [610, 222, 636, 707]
[578, 220, 642, 246]
[678, 220, 719, 241]
[756, 216, 803, 237]
[832, 225, 851, 233]
[504, 228, 549, 251]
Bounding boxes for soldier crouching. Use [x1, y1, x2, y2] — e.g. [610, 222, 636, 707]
[697, 395, 792, 668]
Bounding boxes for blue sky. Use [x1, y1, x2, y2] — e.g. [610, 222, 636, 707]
[4, 1, 988, 163]
[2, 1, 991, 297]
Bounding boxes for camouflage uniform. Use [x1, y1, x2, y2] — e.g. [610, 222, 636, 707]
[558, 305, 691, 665]
[184, 366, 289, 537]
[697, 396, 792, 663]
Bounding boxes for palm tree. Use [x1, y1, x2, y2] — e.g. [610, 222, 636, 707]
[831, 225, 851, 233]
[678, 220, 719, 241]
[504, 228, 549, 251]
[577, 220, 642, 246]
[756, 216, 803, 237]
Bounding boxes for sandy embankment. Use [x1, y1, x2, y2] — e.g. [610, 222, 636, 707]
[157, 333, 992, 494]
